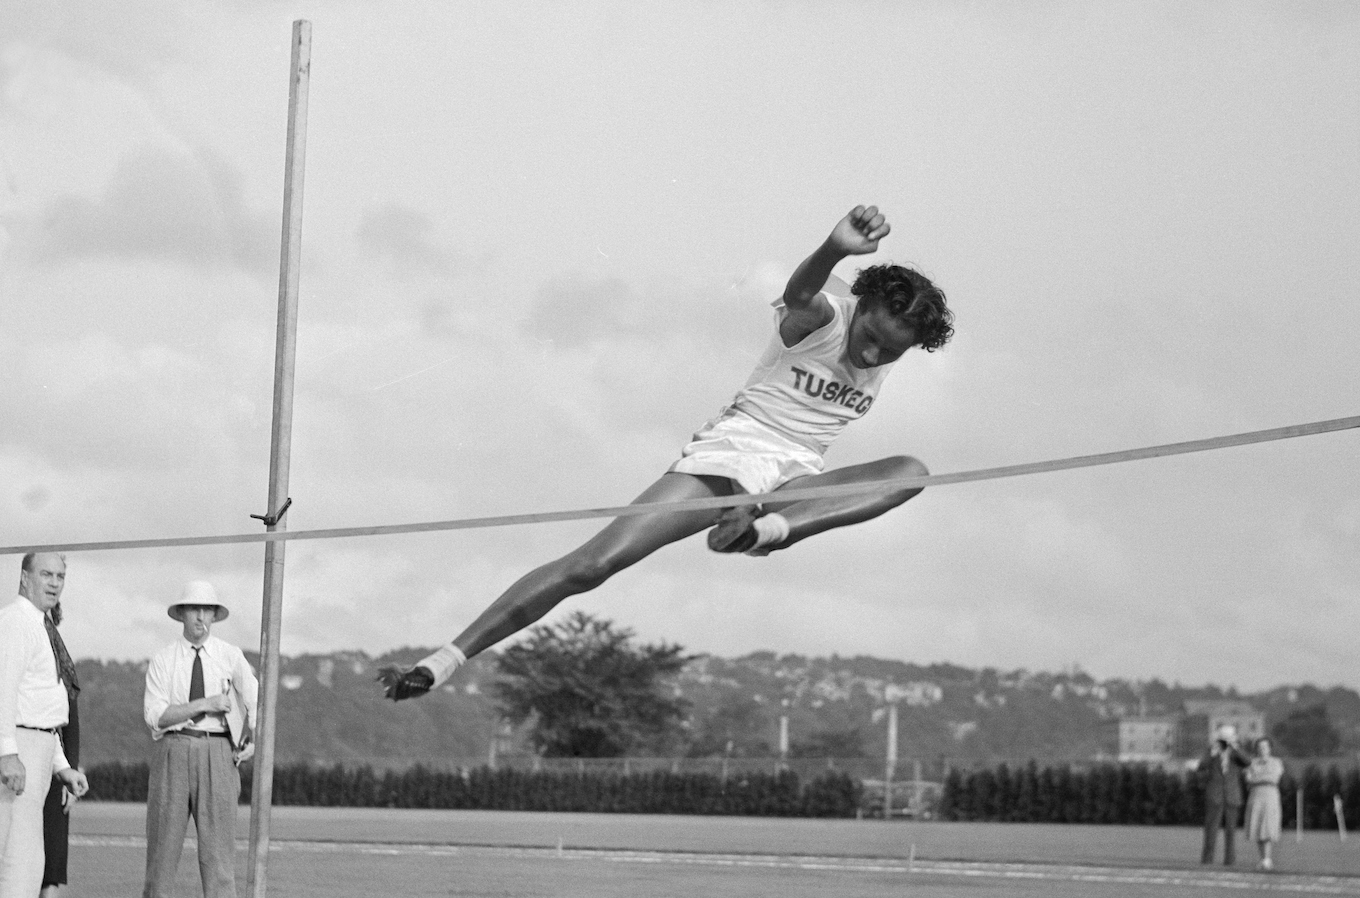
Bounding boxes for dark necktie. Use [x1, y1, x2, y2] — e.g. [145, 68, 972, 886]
[190, 646, 205, 723]
[43, 614, 80, 701]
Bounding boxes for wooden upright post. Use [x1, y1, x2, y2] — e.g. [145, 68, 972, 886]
[247, 20, 310, 898]
[884, 703, 898, 819]
[1297, 788, 1304, 842]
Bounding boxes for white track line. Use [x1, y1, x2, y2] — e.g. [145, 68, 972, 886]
[73, 836, 1360, 893]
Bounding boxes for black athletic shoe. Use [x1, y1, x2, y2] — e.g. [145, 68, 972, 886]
[377, 665, 434, 701]
[707, 505, 763, 553]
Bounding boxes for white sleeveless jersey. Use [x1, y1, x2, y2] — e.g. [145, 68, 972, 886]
[730, 292, 896, 455]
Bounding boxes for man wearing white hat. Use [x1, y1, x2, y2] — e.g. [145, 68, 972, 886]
[141, 581, 258, 898]
[1197, 723, 1250, 866]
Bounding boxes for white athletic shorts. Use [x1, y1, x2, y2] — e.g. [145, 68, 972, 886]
[668, 407, 824, 496]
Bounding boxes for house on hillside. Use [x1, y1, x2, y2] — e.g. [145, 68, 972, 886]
[1179, 699, 1265, 757]
[1114, 716, 1180, 762]
[1112, 700, 1266, 762]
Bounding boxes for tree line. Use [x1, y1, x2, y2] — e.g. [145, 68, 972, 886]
[78, 613, 1360, 824]
[82, 760, 861, 818]
[83, 757, 1360, 825]
[938, 760, 1360, 828]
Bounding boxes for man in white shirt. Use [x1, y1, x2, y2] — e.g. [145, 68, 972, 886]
[0, 553, 89, 898]
[142, 581, 258, 898]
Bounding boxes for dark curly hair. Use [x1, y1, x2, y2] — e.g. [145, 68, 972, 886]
[851, 264, 954, 352]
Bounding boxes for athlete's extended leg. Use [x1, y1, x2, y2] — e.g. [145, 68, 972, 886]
[380, 472, 734, 699]
[708, 455, 927, 554]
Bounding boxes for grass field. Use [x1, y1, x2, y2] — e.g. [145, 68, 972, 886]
[62, 803, 1360, 897]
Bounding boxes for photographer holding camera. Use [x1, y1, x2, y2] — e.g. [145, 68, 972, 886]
[1197, 723, 1251, 865]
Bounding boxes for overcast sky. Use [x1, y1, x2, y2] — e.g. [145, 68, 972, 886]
[2, 1, 1356, 692]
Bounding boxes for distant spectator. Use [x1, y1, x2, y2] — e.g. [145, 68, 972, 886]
[41, 600, 81, 898]
[1244, 736, 1284, 871]
[1197, 723, 1250, 866]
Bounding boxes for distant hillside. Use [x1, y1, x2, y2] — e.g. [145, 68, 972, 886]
[681, 654, 1360, 763]
[74, 649, 1360, 767]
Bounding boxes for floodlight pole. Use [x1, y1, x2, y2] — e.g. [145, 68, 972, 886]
[247, 19, 310, 898]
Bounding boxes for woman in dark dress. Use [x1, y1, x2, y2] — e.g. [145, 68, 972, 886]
[41, 600, 81, 897]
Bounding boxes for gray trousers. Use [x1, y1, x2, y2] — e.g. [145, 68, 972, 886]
[1201, 798, 1241, 865]
[143, 734, 240, 898]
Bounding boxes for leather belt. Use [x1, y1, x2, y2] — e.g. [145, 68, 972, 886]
[177, 728, 230, 739]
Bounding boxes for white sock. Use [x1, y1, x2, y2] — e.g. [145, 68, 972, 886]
[751, 513, 790, 549]
[417, 643, 466, 688]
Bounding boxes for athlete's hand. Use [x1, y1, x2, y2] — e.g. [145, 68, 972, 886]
[828, 205, 890, 256]
[377, 665, 434, 701]
[0, 754, 25, 795]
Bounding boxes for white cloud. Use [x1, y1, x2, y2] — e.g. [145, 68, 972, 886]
[10, 144, 275, 275]
[0, 0, 188, 87]
[355, 202, 475, 280]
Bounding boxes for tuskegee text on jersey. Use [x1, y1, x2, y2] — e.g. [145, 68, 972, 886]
[790, 366, 874, 415]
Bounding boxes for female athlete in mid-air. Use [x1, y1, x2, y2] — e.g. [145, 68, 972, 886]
[381, 204, 953, 700]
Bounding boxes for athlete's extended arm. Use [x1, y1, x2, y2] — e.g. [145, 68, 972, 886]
[780, 205, 891, 344]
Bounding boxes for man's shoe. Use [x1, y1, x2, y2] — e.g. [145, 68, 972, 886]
[707, 505, 763, 553]
[376, 665, 434, 701]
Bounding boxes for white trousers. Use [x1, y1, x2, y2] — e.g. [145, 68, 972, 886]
[0, 729, 56, 898]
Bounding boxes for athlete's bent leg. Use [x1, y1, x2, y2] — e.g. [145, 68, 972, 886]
[771, 455, 927, 546]
[381, 473, 732, 699]
[454, 473, 731, 655]
[709, 455, 927, 554]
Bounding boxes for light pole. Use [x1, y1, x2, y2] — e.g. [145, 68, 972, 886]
[778, 698, 791, 771]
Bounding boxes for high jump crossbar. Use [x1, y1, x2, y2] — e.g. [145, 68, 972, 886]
[4, 414, 1356, 558]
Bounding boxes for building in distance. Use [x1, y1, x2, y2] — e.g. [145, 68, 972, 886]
[1113, 700, 1265, 763]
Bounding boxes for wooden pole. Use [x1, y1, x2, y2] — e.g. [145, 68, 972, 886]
[247, 20, 310, 898]
[1297, 788, 1304, 842]
[884, 703, 898, 819]
[913, 757, 922, 818]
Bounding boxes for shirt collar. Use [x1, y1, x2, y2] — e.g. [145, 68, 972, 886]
[178, 634, 217, 655]
[11, 594, 44, 619]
